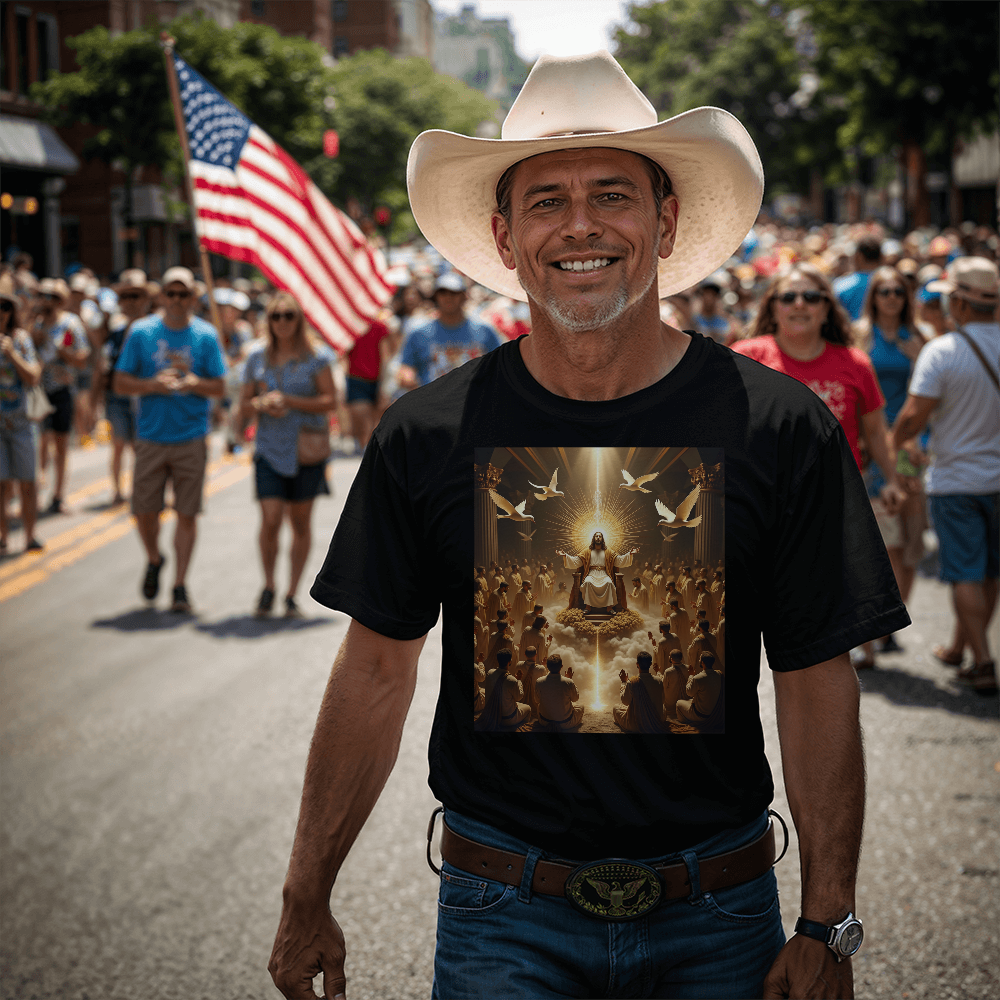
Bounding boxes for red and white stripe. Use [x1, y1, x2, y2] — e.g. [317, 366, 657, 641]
[188, 126, 394, 352]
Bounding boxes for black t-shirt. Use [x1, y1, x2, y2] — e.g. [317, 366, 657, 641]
[312, 333, 909, 859]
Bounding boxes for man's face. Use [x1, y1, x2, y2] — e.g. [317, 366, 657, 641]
[162, 282, 194, 325]
[39, 293, 60, 319]
[592, 532, 605, 549]
[434, 288, 466, 324]
[491, 147, 678, 333]
[118, 289, 150, 322]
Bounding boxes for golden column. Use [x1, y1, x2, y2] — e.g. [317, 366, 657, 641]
[474, 463, 502, 568]
[689, 462, 725, 569]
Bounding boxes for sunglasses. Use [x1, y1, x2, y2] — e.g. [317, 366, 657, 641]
[164, 289, 191, 300]
[876, 287, 906, 298]
[270, 311, 298, 322]
[41, 293, 61, 301]
[776, 290, 826, 305]
[119, 292, 145, 301]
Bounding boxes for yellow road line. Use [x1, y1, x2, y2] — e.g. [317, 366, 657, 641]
[0, 452, 251, 603]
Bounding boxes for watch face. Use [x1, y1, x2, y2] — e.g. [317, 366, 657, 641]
[838, 922, 864, 956]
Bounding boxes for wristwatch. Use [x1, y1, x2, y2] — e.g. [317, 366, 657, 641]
[794, 912, 864, 961]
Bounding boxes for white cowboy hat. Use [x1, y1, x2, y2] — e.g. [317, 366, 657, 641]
[406, 50, 764, 302]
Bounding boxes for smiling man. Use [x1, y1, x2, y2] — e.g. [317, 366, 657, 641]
[270, 52, 908, 1000]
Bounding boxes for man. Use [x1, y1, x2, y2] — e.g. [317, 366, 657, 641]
[630, 574, 649, 612]
[113, 266, 225, 613]
[691, 274, 735, 345]
[833, 235, 882, 321]
[520, 601, 544, 637]
[688, 616, 720, 670]
[271, 51, 907, 1000]
[661, 647, 688, 721]
[557, 532, 637, 612]
[397, 273, 502, 389]
[892, 257, 1000, 694]
[613, 650, 666, 732]
[676, 651, 724, 729]
[92, 269, 156, 505]
[476, 648, 530, 731]
[510, 579, 533, 623]
[667, 595, 690, 643]
[534, 651, 584, 730]
[515, 644, 544, 718]
[32, 278, 89, 514]
[486, 580, 509, 622]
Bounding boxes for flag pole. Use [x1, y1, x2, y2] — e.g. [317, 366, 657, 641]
[160, 32, 224, 341]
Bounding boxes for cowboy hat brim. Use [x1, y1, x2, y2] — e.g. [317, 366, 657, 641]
[406, 106, 763, 302]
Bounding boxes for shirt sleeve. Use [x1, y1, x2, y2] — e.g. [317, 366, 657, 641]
[400, 329, 424, 369]
[908, 339, 945, 400]
[310, 431, 440, 640]
[762, 423, 911, 671]
[199, 333, 227, 379]
[115, 328, 143, 375]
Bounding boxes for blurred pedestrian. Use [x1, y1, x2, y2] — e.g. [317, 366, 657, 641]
[691, 273, 735, 345]
[240, 292, 336, 618]
[0, 275, 42, 552]
[892, 257, 1000, 693]
[833, 235, 882, 320]
[855, 266, 928, 651]
[113, 267, 226, 613]
[31, 278, 89, 514]
[343, 315, 391, 452]
[396, 273, 501, 389]
[733, 264, 907, 670]
[67, 271, 105, 443]
[92, 269, 157, 505]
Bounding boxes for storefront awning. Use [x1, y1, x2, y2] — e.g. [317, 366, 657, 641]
[0, 115, 80, 174]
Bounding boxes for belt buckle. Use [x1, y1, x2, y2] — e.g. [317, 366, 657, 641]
[565, 858, 662, 921]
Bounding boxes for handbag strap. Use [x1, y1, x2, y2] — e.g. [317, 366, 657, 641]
[955, 326, 1000, 395]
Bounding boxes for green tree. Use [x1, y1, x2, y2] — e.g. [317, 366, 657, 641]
[614, 0, 839, 198]
[804, 0, 999, 226]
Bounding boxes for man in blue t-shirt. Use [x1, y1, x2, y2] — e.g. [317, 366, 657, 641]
[114, 266, 225, 613]
[832, 235, 882, 320]
[398, 273, 501, 388]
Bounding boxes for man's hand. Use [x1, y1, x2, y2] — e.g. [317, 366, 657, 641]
[878, 480, 907, 516]
[763, 935, 853, 999]
[0, 334, 14, 359]
[268, 901, 347, 999]
[152, 368, 182, 393]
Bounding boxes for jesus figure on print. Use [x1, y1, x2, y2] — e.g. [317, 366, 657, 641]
[556, 532, 639, 613]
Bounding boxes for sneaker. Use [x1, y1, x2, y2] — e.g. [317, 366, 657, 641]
[956, 661, 998, 695]
[255, 587, 275, 617]
[170, 584, 192, 614]
[142, 555, 165, 600]
[284, 595, 303, 618]
[25, 538, 44, 552]
[879, 634, 904, 654]
[45, 497, 63, 515]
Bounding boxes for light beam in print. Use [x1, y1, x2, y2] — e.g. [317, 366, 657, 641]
[473, 446, 725, 735]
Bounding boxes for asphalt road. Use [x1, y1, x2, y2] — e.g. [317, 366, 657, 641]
[1, 435, 997, 999]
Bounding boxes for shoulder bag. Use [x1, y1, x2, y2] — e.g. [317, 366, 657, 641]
[275, 358, 332, 467]
[955, 326, 1000, 396]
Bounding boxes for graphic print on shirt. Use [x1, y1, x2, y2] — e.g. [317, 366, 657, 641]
[152, 339, 193, 374]
[474, 446, 725, 735]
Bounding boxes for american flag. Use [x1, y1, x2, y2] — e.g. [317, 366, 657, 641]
[173, 52, 394, 352]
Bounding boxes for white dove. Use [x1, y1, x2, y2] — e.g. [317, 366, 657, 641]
[658, 527, 678, 542]
[655, 485, 702, 528]
[529, 468, 564, 501]
[620, 469, 659, 493]
[489, 489, 535, 522]
[517, 527, 537, 541]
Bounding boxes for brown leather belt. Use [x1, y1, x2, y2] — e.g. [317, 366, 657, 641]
[439, 816, 776, 901]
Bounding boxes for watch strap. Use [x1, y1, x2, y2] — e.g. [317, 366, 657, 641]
[794, 916, 833, 944]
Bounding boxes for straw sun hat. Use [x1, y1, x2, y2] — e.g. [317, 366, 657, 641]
[406, 50, 764, 302]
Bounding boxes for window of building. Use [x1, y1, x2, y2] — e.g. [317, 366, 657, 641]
[36, 13, 58, 82]
[331, 1, 348, 23]
[16, 8, 30, 95]
[0, 3, 7, 91]
[333, 36, 350, 57]
[251, 0, 266, 16]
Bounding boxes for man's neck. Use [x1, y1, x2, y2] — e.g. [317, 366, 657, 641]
[163, 312, 191, 332]
[519, 294, 690, 400]
[436, 313, 466, 330]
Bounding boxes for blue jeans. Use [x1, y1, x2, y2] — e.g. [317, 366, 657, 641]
[929, 493, 1000, 583]
[433, 810, 785, 999]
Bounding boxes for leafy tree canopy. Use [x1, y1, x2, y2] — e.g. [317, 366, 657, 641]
[31, 14, 495, 226]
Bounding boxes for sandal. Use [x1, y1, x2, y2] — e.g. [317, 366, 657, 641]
[932, 646, 963, 667]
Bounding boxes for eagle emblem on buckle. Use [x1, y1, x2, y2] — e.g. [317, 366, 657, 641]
[565, 860, 661, 921]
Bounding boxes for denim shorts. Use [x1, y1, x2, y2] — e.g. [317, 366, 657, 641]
[346, 375, 378, 404]
[254, 454, 330, 503]
[104, 393, 136, 442]
[929, 493, 1000, 583]
[0, 414, 35, 481]
[433, 809, 785, 999]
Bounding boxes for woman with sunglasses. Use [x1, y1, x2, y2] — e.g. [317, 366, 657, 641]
[240, 293, 336, 617]
[0, 275, 43, 552]
[734, 265, 907, 667]
[854, 267, 929, 652]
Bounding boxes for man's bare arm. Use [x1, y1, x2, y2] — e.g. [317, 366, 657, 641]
[763, 652, 863, 999]
[269, 619, 426, 1000]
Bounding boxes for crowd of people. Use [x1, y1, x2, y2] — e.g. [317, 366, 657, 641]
[1, 216, 996, 680]
[471, 553, 727, 732]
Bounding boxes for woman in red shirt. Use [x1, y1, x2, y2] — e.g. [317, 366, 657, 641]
[733, 264, 907, 668]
